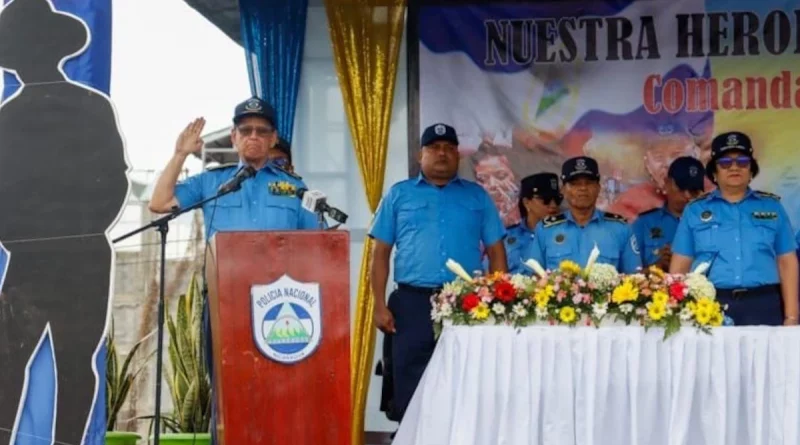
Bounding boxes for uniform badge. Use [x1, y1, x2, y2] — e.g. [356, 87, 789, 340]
[576, 158, 587, 171]
[245, 98, 263, 111]
[689, 166, 699, 177]
[630, 235, 640, 255]
[434, 124, 446, 135]
[753, 211, 777, 220]
[726, 133, 739, 147]
[268, 181, 297, 196]
[700, 210, 712, 222]
[650, 227, 662, 239]
[250, 275, 322, 364]
[555, 233, 565, 244]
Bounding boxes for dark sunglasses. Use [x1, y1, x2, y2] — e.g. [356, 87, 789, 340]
[237, 125, 275, 137]
[536, 195, 563, 206]
[717, 157, 751, 169]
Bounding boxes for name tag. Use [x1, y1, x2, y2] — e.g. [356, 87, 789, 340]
[752, 211, 777, 220]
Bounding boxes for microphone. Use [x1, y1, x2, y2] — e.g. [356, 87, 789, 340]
[297, 188, 349, 224]
[217, 165, 256, 194]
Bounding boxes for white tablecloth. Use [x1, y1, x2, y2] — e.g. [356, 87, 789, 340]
[393, 325, 800, 445]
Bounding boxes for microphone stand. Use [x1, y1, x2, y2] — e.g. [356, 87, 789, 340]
[112, 184, 243, 445]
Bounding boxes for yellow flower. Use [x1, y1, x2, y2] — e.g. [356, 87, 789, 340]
[647, 302, 666, 321]
[695, 307, 712, 325]
[648, 265, 665, 278]
[652, 291, 669, 306]
[696, 297, 715, 312]
[534, 284, 554, 308]
[559, 306, 577, 323]
[559, 260, 582, 275]
[687, 301, 697, 314]
[489, 271, 504, 282]
[611, 279, 639, 304]
[471, 303, 490, 320]
[709, 311, 723, 327]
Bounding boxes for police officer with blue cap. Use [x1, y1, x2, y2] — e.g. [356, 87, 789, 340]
[632, 156, 706, 270]
[149, 97, 320, 445]
[503, 173, 562, 274]
[527, 156, 641, 273]
[369, 122, 507, 423]
[670, 131, 799, 326]
[149, 97, 319, 235]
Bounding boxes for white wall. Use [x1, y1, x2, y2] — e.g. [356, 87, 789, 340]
[291, 6, 408, 433]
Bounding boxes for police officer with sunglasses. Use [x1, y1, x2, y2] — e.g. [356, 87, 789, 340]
[670, 131, 799, 326]
[527, 156, 642, 273]
[502, 173, 563, 274]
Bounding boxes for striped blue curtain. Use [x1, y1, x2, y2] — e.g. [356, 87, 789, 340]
[239, 0, 309, 145]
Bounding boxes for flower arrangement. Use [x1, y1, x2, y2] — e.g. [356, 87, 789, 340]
[431, 247, 730, 340]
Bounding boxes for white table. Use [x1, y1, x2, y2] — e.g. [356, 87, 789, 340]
[393, 325, 800, 445]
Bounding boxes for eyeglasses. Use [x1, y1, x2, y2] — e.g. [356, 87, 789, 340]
[536, 195, 563, 206]
[237, 125, 275, 137]
[717, 157, 751, 169]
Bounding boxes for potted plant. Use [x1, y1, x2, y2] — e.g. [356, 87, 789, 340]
[105, 318, 150, 445]
[151, 273, 212, 445]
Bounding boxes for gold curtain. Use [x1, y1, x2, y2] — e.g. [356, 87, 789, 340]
[323, 1, 406, 444]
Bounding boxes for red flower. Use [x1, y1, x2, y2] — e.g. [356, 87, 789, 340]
[493, 281, 516, 303]
[462, 293, 480, 311]
[669, 282, 687, 301]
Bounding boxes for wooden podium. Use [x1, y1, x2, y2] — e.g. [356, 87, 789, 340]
[206, 231, 351, 445]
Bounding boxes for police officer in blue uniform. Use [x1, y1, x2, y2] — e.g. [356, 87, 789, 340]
[527, 156, 641, 273]
[149, 97, 320, 445]
[670, 131, 799, 326]
[369, 123, 507, 423]
[632, 156, 706, 270]
[149, 97, 319, 235]
[503, 173, 562, 274]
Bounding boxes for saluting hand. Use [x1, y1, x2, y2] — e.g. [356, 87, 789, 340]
[175, 117, 206, 156]
[374, 304, 396, 334]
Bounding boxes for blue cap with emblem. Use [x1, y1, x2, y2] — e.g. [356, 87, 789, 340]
[706, 131, 759, 181]
[421, 123, 459, 147]
[521, 172, 560, 198]
[668, 156, 705, 191]
[233, 97, 277, 127]
[561, 156, 600, 182]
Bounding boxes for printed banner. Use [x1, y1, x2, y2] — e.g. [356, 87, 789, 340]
[412, 0, 800, 228]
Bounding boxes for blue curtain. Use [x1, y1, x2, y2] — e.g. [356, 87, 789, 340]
[239, 0, 309, 145]
[1, 1, 112, 444]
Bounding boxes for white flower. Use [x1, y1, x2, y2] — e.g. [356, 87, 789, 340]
[510, 273, 532, 290]
[685, 273, 716, 299]
[619, 303, 634, 314]
[439, 302, 453, 317]
[585, 243, 601, 273]
[592, 302, 608, 318]
[445, 258, 474, 282]
[512, 303, 528, 318]
[679, 306, 693, 321]
[442, 281, 465, 296]
[692, 262, 711, 275]
[524, 259, 548, 278]
[535, 306, 549, 318]
[492, 303, 506, 315]
[587, 263, 620, 290]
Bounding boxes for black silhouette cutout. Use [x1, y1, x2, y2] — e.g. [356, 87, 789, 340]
[0, 0, 129, 443]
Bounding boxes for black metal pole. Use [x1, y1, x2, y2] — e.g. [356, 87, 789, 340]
[152, 222, 168, 445]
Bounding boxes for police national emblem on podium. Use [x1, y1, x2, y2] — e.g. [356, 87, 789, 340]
[250, 274, 322, 364]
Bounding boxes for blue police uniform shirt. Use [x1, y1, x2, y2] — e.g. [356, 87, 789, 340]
[369, 174, 506, 288]
[503, 223, 536, 274]
[174, 161, 320, 239]
[672, 188, 797, 288]
[632, 206, 680, 266]
[527, 210, 642, 274]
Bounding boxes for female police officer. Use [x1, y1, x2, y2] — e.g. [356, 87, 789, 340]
[503, 173, 562, 273]
[670, 131, 799, 326]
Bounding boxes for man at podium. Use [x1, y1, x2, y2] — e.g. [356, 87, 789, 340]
[149, 97, 320, 444]
[369, 123, 508, 424]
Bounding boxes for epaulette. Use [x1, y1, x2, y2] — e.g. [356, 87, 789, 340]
[755, 190, 781, 200]
[689, 191, 711, 203]
[542, 213, 567, 228]
[603, 212, 628, 223]
[637, 207, 659, 217]
[207, 162, 238, 171]
[274, 164, 302, 180]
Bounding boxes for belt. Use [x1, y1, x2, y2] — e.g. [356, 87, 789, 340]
[717, 284, 781, 298]
[397, 283, 442, 294]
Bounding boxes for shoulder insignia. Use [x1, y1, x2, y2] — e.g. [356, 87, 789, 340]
[603, 212, 628, 223]
[689, 191, 711, 203]
[273, 163, 302, 180]
[207, 162, 238, 171]
[542, 213, 567, 228]
[637, 207, 659, 217]
[755, 190, 781, 200]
